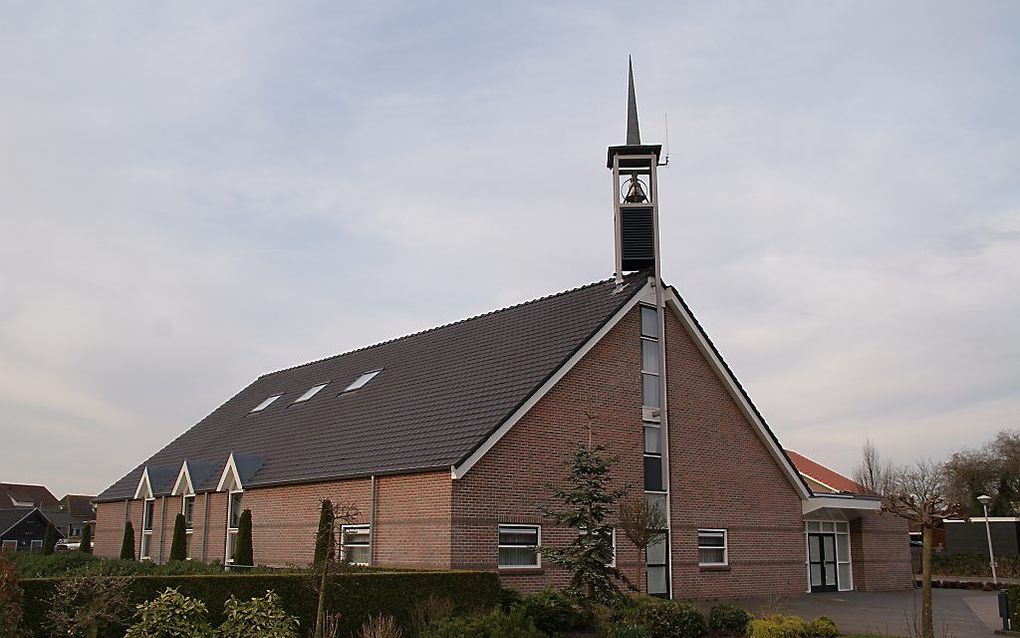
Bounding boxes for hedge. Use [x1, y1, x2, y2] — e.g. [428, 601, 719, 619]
[21, 571, 500, 638]
[1009, 585, 1020, 627]
[924, 553, 1020, 579]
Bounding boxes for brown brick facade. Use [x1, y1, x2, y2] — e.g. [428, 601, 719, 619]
[850, 511, 913, 591]
[93, 300, 910, 597]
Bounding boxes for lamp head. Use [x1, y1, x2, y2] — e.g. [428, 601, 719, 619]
[977, 494, 993, 506]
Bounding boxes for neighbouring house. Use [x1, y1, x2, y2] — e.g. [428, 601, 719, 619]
[92, 66, 912, 598]
[0, 484, 96, 541]
[944, 518, 1020, 557]
[0, 508, 63, 554]
[55, 494, 97, 539]
[0, 483, 60, 511]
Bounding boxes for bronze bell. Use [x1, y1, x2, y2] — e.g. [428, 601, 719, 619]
[623, 174, 648, 203]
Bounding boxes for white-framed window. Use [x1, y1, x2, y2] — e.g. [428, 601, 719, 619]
[640, 306, 661, 410]
[498, 525, 540, 569]
[340, 525, 371, 565]
[141, 497, 156, 560]
[182, 494, 196, 559]
[646, 531, 668, 596]
[225, 490, 243, 564]
[804, 520, 852, 591]
[697, 529, 727, 566]
[2, 540, 17, 553]
[30, 539, 43, 553]
[294, 383, 328, 403]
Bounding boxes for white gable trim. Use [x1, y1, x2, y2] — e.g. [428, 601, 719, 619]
[216, 453, 243, 492]
[800, 472, 840, 494]
[451, 280, 653, 479]
[172, 463, 194, 496]
[133, 468, 154, 500]
[663, 289, 813, 500]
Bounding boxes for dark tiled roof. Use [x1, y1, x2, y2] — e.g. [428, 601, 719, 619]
[97, 273, 648, 502]
[59, 495, 96, 517]
[0, 483, 60, 510]
[0, 508, 62, 537]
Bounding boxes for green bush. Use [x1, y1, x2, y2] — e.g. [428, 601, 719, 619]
[640, 600, 706, 638]
[931, 553, 1020, 579]
[807, 616, 838, 638]
[747, 615, 809, 638]
[124, 587, 215, 638]
[21, 571, 500, 638]
[419, 609, 545, 638]
[517, 588, 584, 634]
[0, 556, 25, 638]
[219, 590, 299, 638]
[607, 626, 651, 638]
[43, 522, 58, 555]
[233, 510, 254, 571]
[500, 586, 523, 613]
[120, 523, 135, 561]
[707, 604, 751, 634]
[168, 514, 187, 562]
[80, 523, 93, 555]
[44, 576, 132, 638]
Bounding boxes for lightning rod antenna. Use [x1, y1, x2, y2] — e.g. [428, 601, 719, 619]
[662, 113, 670, 166]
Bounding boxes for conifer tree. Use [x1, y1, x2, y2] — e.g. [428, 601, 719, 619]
[313, 499, 334, 565]
[119, 522, 135, 560]
[233, 509, 253, 571]
[80, 522, 93, 554]
[43, 521, 58, 555]
[168, 513, 188, 561]
[542, 434, 627, 608]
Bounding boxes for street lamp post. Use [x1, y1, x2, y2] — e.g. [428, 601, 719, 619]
[978, 494, 997, 585]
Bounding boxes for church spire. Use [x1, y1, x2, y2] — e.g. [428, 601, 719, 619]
[626, 55, 641, 145]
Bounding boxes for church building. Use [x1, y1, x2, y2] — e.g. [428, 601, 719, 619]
[93, 63, 912, 598]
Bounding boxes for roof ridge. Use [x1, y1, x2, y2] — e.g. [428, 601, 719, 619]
[260, 272, 633, 378]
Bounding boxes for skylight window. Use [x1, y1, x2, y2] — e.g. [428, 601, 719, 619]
[342, 369, 382, 393]
[250, 394, 282, 412]
[294, 383, 328, 403]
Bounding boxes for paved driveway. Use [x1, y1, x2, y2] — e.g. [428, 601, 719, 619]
[710, 589, 1002, 638]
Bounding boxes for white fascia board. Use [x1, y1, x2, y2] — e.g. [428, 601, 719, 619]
[803, 495, 882, 515]
[451, 280, 653, 479]
[133, 468, 154, 500]
[663, 289, 814, 501]
[172, 463, 194, 496]
[215, 453, 242, 492]
[945, 517, 1020, 524]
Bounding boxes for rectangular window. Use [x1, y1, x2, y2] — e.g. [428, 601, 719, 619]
[294, 383, 328, 403]
[142, 498, 155, 531]
[646, 532, 668, 596]
[641, 306, 658, 338]
[342, 370, 382, 393]
[228, 492, 243, 530]
[251, 394, 282, 412]
[225, 531, 237, 564]
[698, 529, 727, 566]
[643, 456, 664, 492]
[2, 540, 17, 553]
[498, 525, 540, 569]
[341, 525, 371, 565]
[140, 533, 151, 560]
[30, 540, 43, 553]
[644, 423, 661, 454]
[183, 495, 195, 529]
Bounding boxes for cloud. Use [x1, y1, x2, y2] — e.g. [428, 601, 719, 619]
[0, 1, 1017, 497]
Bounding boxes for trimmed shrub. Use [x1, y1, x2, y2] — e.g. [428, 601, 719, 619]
[807, 616, 838, 638]
[44, 576, 132, 638]
[124, 587, 215, 638]
[746, 615, 809, 638]
[80, 523, 93, 555]
[419, 609, 545, 638]
[168, 514, 187, 562]
[518, 587, 584, 634]
[219, 590, 299, 638]
[313, 500, 334, 566]
[120, 522, 135, 561]
[43, 522, 57, 555]
[21, 571, 500, 638]
[233, 510, 254, 571]
[641, 600, 706, 638]
[0, 556, 25, 638]
[707, 603, 751, 634]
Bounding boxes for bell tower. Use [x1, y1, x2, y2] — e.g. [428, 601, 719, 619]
[608, 58, 664, 282]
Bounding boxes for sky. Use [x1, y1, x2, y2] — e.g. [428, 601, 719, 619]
[1, 2, 1018, 499]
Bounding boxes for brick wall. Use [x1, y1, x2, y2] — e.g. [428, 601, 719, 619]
[664, 307, 808, 598]
[850, 511, 913, 591]
[93, 500, 128, 558]
[452, 308, 645, 593]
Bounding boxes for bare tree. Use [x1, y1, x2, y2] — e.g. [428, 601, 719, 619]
[883, 459, 961, 638]
[853, 438, 893, 496]
[616, 496, 667, 593]
[313, 501, 361, 638]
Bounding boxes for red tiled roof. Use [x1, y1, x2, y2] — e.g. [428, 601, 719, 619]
[784, 450, 865, 495]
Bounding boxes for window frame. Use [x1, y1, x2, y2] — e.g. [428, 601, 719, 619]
[497, 524, 541, 570]
[183, 494, 196, 530]
[2, 539, 18, 553]
[293, 383, 328, 403]
[30, 539, 43, 553]
[225, 489, 243, 565]
[341, 369, 383, 393]
[340, 524, 372, 566]
[250, 394, 282, 413]
[697, 528, 728, 567]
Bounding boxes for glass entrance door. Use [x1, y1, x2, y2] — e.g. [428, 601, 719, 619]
[807, 533, 838, 593]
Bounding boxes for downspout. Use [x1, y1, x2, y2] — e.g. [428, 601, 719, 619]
[201, 492, 209, 562]
[369, 475, 377, 565]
